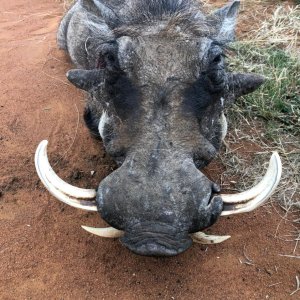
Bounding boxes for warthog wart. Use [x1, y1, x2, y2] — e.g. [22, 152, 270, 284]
[35, 0, 282, 256]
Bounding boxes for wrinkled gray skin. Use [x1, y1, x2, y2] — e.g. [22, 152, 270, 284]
[58, 0, 264, 256]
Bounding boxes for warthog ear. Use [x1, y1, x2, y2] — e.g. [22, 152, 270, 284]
[228, 73, 265, 98]
[66, 69, 105, 91]
[211, 1, 240, 42]
[81, 0, 120, 28]
[224, 73, 265, 107]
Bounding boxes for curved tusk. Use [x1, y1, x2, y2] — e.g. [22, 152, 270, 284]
[81, 226, 124, 238]
[191, 232, 231, 244]
[35, 140, 98, 211]
[221, 152, 281, 204]
[37, 141, 97, 199]
[221, 152, 282, 216]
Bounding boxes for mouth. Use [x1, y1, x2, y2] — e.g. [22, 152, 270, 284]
[120, 222, 193, 256]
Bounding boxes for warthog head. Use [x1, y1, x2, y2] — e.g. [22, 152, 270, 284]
[35, 0, 282, 256]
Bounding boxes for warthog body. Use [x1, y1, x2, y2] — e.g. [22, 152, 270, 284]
[42, 0, 269, 256]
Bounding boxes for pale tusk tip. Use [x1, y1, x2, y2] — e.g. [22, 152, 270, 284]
[81, 225, 124, 238]
[39, 140, 49, 147]
[81, 225, 92, 232]
[81, 225, 99, 236]
[191, 232, 231, 244]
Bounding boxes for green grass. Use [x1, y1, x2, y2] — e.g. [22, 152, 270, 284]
[229, 43, 300, 139]
[224, 39, 300, 213]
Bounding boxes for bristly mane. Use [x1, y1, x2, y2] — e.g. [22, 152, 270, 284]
[110, 0, 212, 37]
[124, 0, 201, 23]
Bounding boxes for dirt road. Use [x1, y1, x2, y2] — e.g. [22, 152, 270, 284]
[0, 0, 299, 299]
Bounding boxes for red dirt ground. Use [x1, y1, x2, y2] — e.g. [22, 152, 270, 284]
[0, 0, 299, 299]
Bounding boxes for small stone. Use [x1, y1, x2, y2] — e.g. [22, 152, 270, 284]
[91, 171, 95, 176]
[265, 268, 272, 275]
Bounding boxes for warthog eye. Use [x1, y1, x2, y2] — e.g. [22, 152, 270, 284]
[95, 42, 119, 72]
[208, 44, 225, 66]
[212, 54, 223, 64]
[96, 55, 107, 69]
[97, 52, 117, 69]
[106, 53, 115, 63]
[203, 46, 226, 92]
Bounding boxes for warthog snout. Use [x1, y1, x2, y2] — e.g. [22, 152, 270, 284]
[95, 153, 223, 255]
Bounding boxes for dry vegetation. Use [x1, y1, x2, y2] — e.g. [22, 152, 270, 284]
[60, 0, 74, 10]
[229, 4, 299, 206]
[216, 2, 300, 258]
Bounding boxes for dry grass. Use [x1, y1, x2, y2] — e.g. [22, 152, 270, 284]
[225, 4, 299, 206]
[201, 1, 299, 258]
[217, 111, 300, 234]
[217, 3, 300, 254]
[201, 1, 300, 215]
[241, 5, 300, 59]
[59, 0, 74, 11]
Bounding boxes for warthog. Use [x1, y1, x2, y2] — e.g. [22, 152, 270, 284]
[35, 0, 282, 256]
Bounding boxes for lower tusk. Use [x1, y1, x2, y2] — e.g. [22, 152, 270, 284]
[82, 226, 231, 244]
[35, 140, 98, 211]
[221, 152, 282, 216]
[81, 226, 124, 238]
[191, 232, 231, 244]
